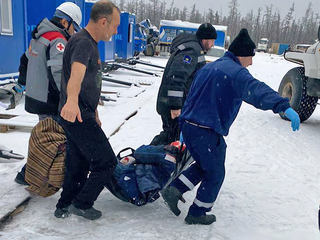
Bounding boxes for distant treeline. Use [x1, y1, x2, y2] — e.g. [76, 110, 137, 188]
[111, 0, 320, 45]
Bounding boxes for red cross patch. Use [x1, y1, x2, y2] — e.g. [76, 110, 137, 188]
[56, 42, 65, 52]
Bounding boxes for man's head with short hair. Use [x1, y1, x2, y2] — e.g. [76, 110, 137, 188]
[86, 0, 120, 42]
[90, 0, 120, 23]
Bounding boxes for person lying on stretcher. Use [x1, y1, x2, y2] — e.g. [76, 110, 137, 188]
[109, 141, 191, 206]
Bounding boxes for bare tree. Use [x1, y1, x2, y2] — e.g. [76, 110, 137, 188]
[116, 0, 319, 47]
[262, 5, 273, 39]
[119, 0, 126, 11]
[165, 1, 175, 20]
[227, 0, 240, 39]
[180, 6, 187, 21]
[205, 9, 214, 24]
[189, 4, 197, 22]
[148, 0, 158, 24]
[213, 11, 220, 25]
[194, 9, 202, 23]
[281, 3, 295, 43]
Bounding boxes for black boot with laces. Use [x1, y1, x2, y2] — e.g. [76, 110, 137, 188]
[185, 213, 216, 225]
[68, 204, 102, 220]
[161, 186, 185, 216]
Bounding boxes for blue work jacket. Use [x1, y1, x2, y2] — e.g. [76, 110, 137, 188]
[180, 51, 290, 136]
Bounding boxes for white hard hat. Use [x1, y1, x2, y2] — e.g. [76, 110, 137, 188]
[54, 2, 82, 31]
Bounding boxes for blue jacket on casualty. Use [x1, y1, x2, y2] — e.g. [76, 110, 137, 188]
[180, 51, 291, 136]
[113, 145, 176, 206]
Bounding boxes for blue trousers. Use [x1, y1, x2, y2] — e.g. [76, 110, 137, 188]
[56, 117, 117, 210]
[172, 122, 227, 216]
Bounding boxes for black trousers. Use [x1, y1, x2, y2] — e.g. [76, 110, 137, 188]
[56, 117, 117, 210]
[150, 115, 180, 146]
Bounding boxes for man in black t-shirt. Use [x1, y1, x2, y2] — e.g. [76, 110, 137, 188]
[54, 0, 120, 220]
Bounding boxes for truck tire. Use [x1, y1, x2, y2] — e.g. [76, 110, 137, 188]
[143, 44, 154, 56]
[278, 67, 318, 122]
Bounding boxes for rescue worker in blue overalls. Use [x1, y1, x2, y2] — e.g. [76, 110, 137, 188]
[161, 28, 300, 225]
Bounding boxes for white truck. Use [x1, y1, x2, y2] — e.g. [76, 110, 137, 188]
[278, 26, 320, 122]
[257, 38, 269, 52]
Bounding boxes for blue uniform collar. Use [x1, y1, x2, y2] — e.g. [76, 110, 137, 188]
[224, 51, 242, 66]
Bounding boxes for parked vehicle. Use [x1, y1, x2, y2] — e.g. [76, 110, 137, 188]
[144, 26, 159, 56]
[257, 38, 269, 52]
[134, 22, 147, 56]
[134, 19, 159, 57]
[205, 46, 226, 63]
[291, 44, 312, 53]
[157, 20, 227, 53]
[277, 26, 320, 122]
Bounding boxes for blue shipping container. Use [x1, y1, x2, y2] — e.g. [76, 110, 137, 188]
[26, 0, 85, 44]
[0, 0, 26, 77]
[0, 0, 85, 78]
[84, 2, 116, 62]
[278, 44, 290, 55]
[115, 12, 135, 60]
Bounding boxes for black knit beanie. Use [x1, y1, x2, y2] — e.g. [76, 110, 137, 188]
[196, 23, 217, 40]
[228, 28, 256, 56]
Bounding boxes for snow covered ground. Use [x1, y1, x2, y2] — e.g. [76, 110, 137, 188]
[0, 53, 320, 240]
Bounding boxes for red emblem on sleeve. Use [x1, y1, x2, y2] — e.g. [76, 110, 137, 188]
[56, 42, 65, 52]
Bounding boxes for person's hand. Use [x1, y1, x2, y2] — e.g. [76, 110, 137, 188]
[170, 109, 181, 119]
[285, 108, 300, 131]
[96, 116, 102, 127]
[60, 101, 82, 123]
[14, 83, 25, 93]
[95, 109, 101, 127]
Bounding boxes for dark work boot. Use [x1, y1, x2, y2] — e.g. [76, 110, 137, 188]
[68, 204, 102, 220]
[14, 165, 29, 186]
[161, 186, 185, 216]
[185, 213, 216, 225]
[54, 206, 70, 218]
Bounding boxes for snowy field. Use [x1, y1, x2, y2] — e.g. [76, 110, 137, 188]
[0, 53, 320, 240]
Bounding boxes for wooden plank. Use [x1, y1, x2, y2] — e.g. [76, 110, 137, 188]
[0, 196, 31, 227]
[0, 125, 8, 133]
[0, 182, 31, 227]
[0, 115, 37, 132]
[0, 114, 17, 119]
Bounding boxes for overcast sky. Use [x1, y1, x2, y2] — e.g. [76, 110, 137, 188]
[171, 0, 320, 20]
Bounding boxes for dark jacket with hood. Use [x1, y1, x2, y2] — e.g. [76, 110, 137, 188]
[156, 33, 207, 119]
[18, 18, 70, 115]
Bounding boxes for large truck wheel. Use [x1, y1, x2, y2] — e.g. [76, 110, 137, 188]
[278, 66, 318, 122]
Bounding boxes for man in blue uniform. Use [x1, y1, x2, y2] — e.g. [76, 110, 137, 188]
[161, 28, 300, 225]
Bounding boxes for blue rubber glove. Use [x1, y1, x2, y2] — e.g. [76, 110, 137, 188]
[179, 132, 184, 143]
[14, 83, 25, 93]
[285, 108, 300, 131]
